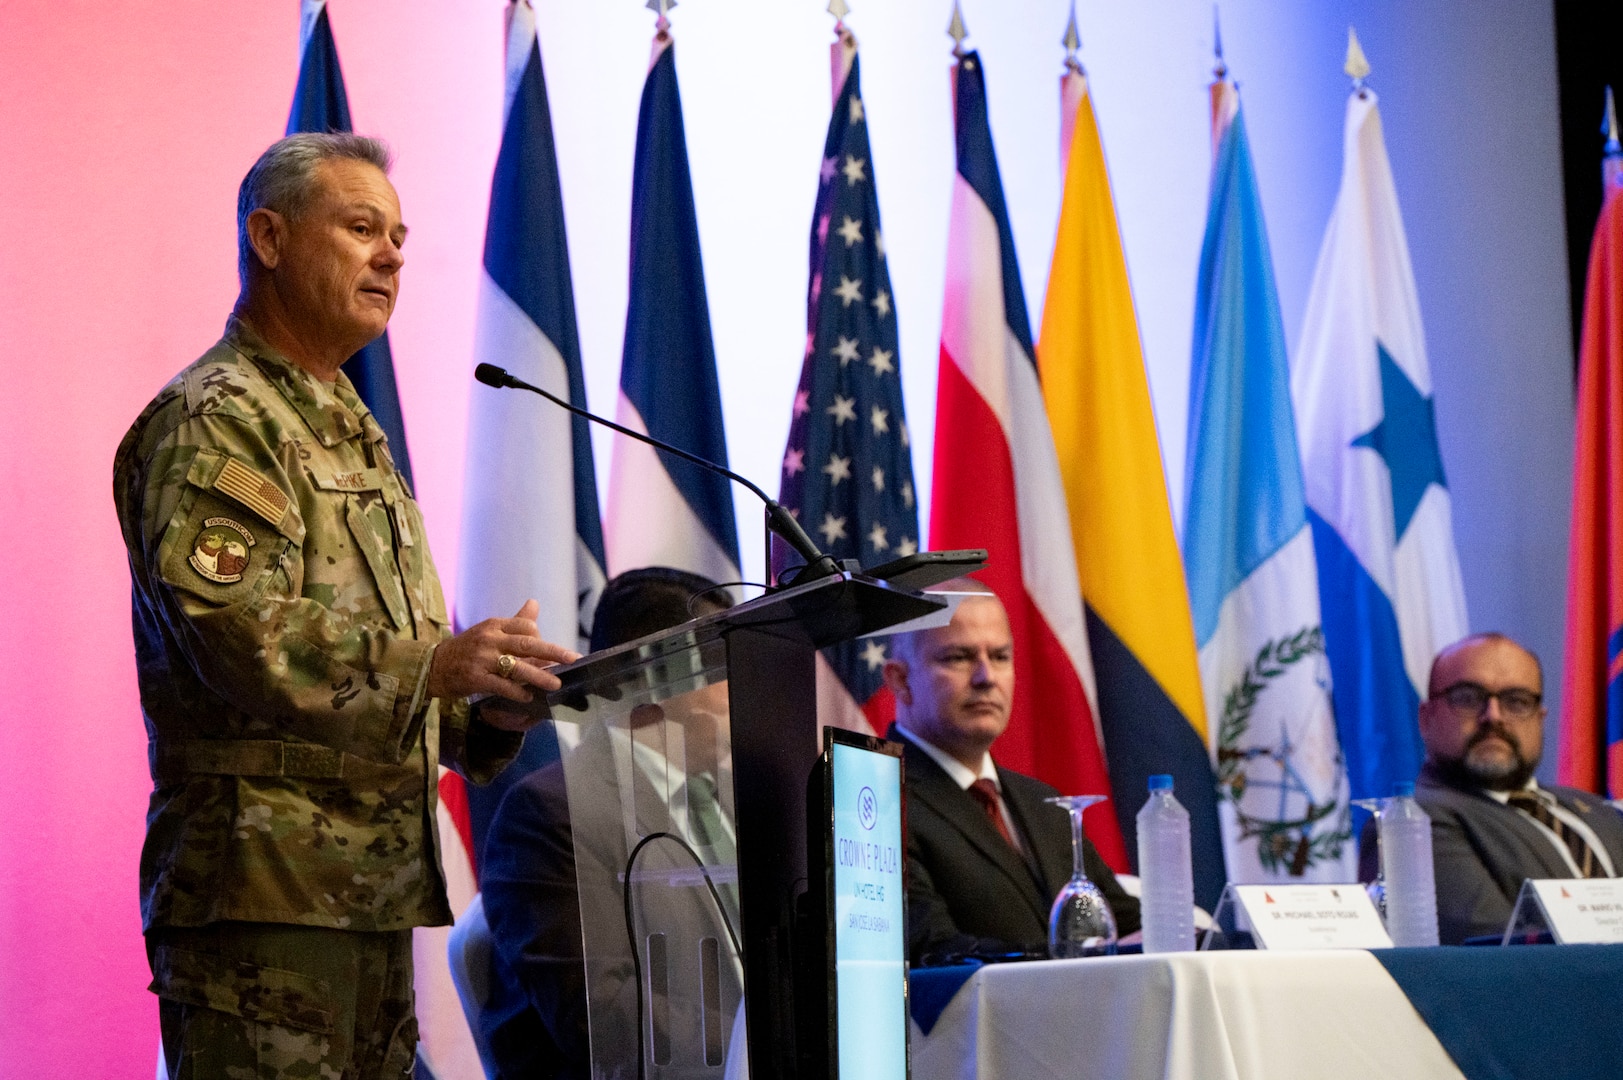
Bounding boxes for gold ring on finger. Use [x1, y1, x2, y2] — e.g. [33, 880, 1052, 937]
[496, 653, 518, 679]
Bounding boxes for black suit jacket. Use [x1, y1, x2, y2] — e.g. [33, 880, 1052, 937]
[480, 727, 743, 1080]
[1358, 763, 1623, 945]
[479, 759, 588, 1080]
[893, 727, 1140, 964]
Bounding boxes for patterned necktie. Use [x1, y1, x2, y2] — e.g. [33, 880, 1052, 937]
[1506, 790, 1602, 878]
[968, 778, 1018, 850]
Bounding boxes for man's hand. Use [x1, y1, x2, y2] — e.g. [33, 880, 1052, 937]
[427, 599, 580, 710]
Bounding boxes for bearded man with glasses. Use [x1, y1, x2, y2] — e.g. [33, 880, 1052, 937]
[1362, 633, 1623, 943]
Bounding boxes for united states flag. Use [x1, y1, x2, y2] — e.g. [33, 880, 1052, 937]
[777, 39, 918, 732]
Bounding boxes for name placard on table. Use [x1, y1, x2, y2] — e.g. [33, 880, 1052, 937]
[1508, 879, 1623, 944]
[1213, 884, 1394, 951]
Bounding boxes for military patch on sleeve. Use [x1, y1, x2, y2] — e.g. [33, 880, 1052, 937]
[213, 457, 290, 526]
[188, 517, 257, 584]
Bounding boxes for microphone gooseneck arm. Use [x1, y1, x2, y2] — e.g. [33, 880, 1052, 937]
[473, 363, 838, 583]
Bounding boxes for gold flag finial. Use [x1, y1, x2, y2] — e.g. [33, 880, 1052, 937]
[645, 0, 675, 34]
[1212, 6, 1227, 80]
[828, 0, 849, 28]
[1345, 26, 1372, 86]
[1605, 85, 1620, 154]
[1062, 3, 1082, 74]
[947, 0, 968, 58]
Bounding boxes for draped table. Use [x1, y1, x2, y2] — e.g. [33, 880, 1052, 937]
[908, 945, 1623, 1080]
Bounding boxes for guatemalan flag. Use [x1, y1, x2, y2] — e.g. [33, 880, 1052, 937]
[930, 46, 1125, 869]
[1183, 70, 1352, 883]
[1560, 99, 1623, 797]
[287, 0, 414, 493]
[1292, 50, 1468, 807]
[777, 26, 919, 736]
[458, 0, 607, 842]
[1038, 50, 1224, 905]
[604, 24, 740, 586]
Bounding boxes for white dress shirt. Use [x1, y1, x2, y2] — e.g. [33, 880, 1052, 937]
[895, 723, 1026, 856]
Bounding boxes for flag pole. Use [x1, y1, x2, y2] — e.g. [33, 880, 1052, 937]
[646, 0, 674, 43]
[1059, 3, 1085, 174]
[829, 0, 855, 103]
[947, 0, 968, 60]
[1603, 86, 1622, 194]
[1209, 7, 1237, 157]
[1345, 26, 1372, 99]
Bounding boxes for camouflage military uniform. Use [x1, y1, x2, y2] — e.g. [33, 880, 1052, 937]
[115, 317, 521, 1075]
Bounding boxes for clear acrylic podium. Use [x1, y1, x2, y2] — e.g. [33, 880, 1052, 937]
[546, 571, 943, 1080]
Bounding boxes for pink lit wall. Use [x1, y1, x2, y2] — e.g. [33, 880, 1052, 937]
[0, 2, 1571, 1075]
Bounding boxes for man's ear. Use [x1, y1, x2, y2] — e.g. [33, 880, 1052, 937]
[882, 658, 911, 708]
[244, 207, 287, 272]
[1416, 698, 1438, 744]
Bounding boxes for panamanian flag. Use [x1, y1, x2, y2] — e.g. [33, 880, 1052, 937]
[604, 27, 740, 586]
[287, 0, 414, 493]
[929, 47, 1125, 868]
[777, 30, 918, 735]
[1184, 73, 1352, 883]
[1293, 77, 1468, 806]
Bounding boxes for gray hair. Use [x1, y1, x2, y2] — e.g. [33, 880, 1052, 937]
[888, 578, 998, 669]
[236, 132, 393, 287]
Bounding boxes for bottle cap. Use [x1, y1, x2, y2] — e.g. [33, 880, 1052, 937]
[1391, 781, 1415, 797]
[1148, 774, 1173, 791]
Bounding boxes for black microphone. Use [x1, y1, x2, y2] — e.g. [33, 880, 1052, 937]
[474, 363, 839, 585]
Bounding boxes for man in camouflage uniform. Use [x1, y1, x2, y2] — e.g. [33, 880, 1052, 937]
[114, 132, 576, 1078]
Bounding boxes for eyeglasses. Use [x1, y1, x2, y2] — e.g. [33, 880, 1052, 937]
[1431, 682, 1542, 719]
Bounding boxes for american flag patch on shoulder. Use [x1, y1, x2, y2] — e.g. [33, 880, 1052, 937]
[213, 457, 290, 527]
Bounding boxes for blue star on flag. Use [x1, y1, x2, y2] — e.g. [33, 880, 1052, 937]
[1351, 342, 1447, 540]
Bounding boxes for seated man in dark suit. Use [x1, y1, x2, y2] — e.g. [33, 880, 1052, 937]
[1359, 632, 1623, 944]
[479, 568, 733, 1079]
[882, 582, 1140, 965]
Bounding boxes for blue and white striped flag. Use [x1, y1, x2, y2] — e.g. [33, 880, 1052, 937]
[1184, 77, 1353, 883]
[1293, 80, 1468, 803]
[287, 0, 414, 493]
[605, 32, 741, 586]
[458, 0, 607, 822]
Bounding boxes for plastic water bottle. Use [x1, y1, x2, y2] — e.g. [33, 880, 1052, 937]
[1380, 782, 1439, 947]
[1137, 774, 1196, 953]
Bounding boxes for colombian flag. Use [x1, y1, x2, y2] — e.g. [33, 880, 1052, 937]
[1037, 67, 1224, 906]
[1561, 148, 1623, 797]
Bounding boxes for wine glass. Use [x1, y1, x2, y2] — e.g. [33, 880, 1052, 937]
[1351, 797, 1386, 917]
[1045, 795, 1118, 958]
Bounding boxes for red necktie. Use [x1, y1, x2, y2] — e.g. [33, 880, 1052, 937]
[968, 778, 1017, 849]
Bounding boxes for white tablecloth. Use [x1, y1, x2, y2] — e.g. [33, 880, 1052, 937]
[909, 951, 1466, 1080]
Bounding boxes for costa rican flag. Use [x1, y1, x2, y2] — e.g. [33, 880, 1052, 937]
[928, 47, 1124, 869]
[605, 28, 741, 586]
[777, 28, 919, 735]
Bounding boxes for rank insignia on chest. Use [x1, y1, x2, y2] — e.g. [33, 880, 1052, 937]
[189, 517, 257, 583]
